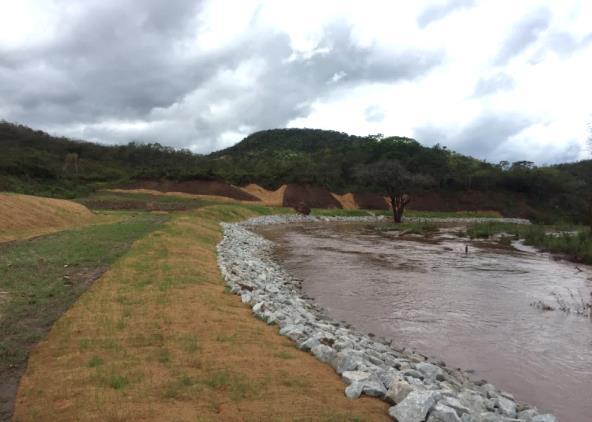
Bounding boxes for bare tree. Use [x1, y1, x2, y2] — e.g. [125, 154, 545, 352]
[356, 159, 433, 223]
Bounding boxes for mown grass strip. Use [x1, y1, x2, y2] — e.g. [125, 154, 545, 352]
[0, 213, 168, 420]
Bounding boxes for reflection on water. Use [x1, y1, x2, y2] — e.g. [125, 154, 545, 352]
[259, 223, 592, 422]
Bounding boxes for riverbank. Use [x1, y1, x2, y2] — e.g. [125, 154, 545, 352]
[218, 215, 557, 422]
[14, 205, 389, 420]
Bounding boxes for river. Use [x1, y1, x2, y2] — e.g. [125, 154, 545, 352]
[258, 222, 592, 422]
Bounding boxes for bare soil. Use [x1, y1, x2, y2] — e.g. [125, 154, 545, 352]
[353, 192, 389, 210]
[283, 184, 342, 209]
[241, 183, 287, 206]
[123, 180, 259, 201]
[331, 192, 356, 209]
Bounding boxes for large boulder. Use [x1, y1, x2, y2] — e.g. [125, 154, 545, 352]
[388, 390, 441, 422]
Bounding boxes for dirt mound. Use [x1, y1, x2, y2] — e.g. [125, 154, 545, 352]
[331, 193, 356, 209]
[0, 193, 95, 242]
[408, 191, 531, 217]
[283, 184, 342, 209]
[352, 192, 389, 210]
[241, 184, 287, 206]
[124, 180, 259, 202]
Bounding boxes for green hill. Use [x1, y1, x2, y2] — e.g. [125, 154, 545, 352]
[0, 121, 590, 223]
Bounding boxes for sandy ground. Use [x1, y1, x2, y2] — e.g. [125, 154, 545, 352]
[331, 193, 357, 209]
[0, 193, 95, 243]
[15, 205, 388, 421]
[240, 184, 287, 206]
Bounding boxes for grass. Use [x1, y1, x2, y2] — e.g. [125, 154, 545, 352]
[14, 204, 389, 421]
[0, 213, 167, 368]
[466, 222, 592, 264]
[312, 208, 374, 217]
[0, 212, 167, 419]
[404, 210, 502, 218]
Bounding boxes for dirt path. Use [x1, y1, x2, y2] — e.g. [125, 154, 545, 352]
[14, 205, 388, 421]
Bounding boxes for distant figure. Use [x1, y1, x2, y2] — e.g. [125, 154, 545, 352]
[465, 245, 469, 255]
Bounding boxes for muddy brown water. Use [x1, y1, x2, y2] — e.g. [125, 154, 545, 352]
[258, 222, 592, 422]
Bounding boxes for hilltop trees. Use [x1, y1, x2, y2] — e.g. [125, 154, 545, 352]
[356, 159, 433, 223]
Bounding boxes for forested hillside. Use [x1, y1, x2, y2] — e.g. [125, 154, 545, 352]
[1, 122, 590, 223]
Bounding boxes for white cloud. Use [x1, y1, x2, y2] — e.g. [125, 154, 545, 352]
[0, 0, 591, 163]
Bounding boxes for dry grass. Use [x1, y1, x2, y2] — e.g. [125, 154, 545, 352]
[15, 204, 388, 421]
[240, 184, 287, 206]
[0, 193, 97, 242]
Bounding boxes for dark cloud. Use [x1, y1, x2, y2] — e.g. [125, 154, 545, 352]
[417, 0, 475, 28]
[414, 113, 532, 161]
[0, 3, 442, 152]
[495, 9, 551, 65]
[473, 73, 514, 97]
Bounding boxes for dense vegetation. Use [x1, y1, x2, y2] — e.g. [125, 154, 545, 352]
[1, 122, 591, 223]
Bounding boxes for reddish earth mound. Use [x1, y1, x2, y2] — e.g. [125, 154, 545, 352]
[352, 192, 389, 210]
[124, 180, 258, 201]
[282, 184, 342, 209]
[408, 191, 531, 217]
[331, 193, 356, 209]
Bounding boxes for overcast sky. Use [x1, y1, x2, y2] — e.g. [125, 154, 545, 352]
[1, 0, 591, 163]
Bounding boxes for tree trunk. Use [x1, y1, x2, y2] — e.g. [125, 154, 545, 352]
[589, 196, 592, 234]
[389, 194, 409, 224]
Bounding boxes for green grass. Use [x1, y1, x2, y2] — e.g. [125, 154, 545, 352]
[0, 213, 167, 369]
[313, 208, 503, 219]
[466, 222, 592, 263]
[311, 208, 374, 217]
[404, 210, 502, 219]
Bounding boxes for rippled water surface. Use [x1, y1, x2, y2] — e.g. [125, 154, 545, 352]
[259, 222, 592, 422]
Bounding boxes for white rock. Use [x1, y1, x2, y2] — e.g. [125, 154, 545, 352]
[389, 390, 441, 422]
[427, 403, 462, 422]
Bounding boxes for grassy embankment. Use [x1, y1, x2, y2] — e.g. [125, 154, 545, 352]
[0, 212, 168, 420]
[311, 208, 502, 219]
[466, 222, 592, 264]
[0, 192, 100, 243]
[14, 202, 389, 421]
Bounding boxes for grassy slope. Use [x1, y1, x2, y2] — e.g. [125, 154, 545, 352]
[0, 193, 98, 243]
[0, 213, 168, 420]
[15, 204, 388, 421]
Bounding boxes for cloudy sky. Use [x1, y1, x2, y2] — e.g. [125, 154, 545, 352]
[1, 0, 591, 163]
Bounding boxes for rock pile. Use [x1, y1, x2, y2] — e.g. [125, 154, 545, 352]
[217, 215, 553, 422]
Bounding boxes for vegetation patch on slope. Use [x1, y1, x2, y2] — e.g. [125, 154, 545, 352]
[0, 213, 168, 420]
[15, 204, 388, 421]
